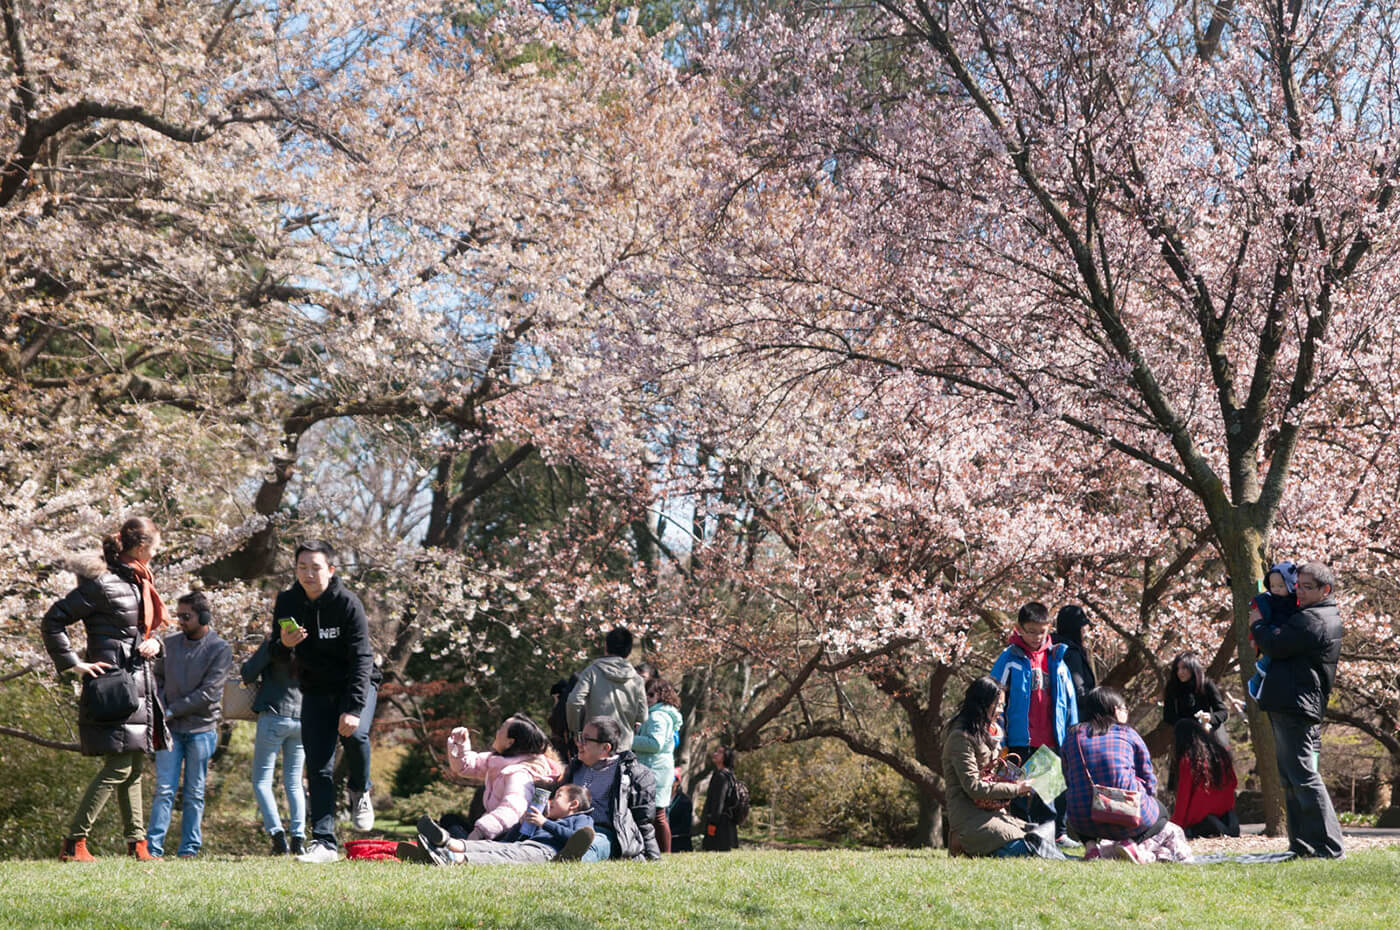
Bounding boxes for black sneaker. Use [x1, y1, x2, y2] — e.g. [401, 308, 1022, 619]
[414, 830, 453, 866]
[289, 835, 306, 856]
[270, 831, 288, 855]
[416, 815, 450, 848]
[556, 826, 595, 862]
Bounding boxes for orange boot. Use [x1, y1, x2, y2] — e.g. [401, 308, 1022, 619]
[128, 839, 158, 861]
[61, 837, 96, 862]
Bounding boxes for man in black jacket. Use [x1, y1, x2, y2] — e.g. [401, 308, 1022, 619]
[1251, 560, 1345, 859]
[561, 717, 659, 861]
[274, 540, 379, 863]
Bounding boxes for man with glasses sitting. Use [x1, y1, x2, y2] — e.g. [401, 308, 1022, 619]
[1250, 560, 1345, 859]
[560, 717, 660, 861]
[146, 592, 232, 858]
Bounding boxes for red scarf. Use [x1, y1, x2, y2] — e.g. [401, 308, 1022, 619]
[119, 555, 168, 636]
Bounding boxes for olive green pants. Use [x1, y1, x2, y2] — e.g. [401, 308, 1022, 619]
[69, 750, 146, 842]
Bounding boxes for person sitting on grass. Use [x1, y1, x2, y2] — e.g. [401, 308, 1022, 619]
[562, 716, 660, 861]
[1168, 719, 1240, 839]
[1163, 651, 1230, 745]
[406, 784, 596, 866]
[943, 676, 1064, 859]
[438, 713, 563, 842]
[1062, 687, 1192, 863]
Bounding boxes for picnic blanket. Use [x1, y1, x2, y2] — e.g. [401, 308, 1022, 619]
[1184, 850, 1298, 865]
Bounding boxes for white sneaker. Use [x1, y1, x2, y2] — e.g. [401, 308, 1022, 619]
[296, 840, 340, 863]
[349, 790, 375, 832]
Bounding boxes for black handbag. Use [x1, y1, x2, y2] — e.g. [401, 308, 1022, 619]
[81, 647, 141, 723]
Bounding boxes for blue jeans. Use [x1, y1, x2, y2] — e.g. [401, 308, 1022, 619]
[992, 835, 1066, 859]
[252, 712, 306, 838]
[147, 729, 218, 857]
[302, 686, 375, 848]
[581, 823, 616, 862]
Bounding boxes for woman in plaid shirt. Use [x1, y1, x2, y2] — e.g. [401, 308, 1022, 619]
[1061, 688, 1164, 846]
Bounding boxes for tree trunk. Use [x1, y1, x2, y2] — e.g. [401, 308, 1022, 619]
[914, 788, 944, 849]
[1224, 526, 1285, 835]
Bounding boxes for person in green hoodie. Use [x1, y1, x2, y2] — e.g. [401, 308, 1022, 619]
[632, 677, 683, 852]
[565, 627, 647, 752]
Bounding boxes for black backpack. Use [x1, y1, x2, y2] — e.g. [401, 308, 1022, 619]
[730, 775, 751, 826]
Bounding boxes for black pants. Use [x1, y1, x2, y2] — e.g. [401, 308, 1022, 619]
[302, 688, 375, 848]
[1006, 745, 1067, 839]
[1270, 712, 1344, 858]
[1185, 810, 1240, 839]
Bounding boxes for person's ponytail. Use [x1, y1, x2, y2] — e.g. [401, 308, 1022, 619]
[101, 533, 124, 568]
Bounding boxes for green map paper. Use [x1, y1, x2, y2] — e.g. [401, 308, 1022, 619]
[1023, 745, 1066, 802]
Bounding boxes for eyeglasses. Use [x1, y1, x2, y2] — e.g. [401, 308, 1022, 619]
[176, 612, 196, 621]
[579, 735, 607, 745]
[1297, 581, 1323, 591]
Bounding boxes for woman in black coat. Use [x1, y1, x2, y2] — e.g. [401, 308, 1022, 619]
[1054, 605, 1096, 718]
[42, 517, 170, 861]
[701, 746, 740, 852]
[1163, 651, 1229, 744]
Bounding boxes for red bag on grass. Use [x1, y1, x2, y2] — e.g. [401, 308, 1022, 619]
[344, 839, 401, 861]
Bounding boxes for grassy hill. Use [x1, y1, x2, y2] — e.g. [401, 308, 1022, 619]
[3, 846, 1398, 929]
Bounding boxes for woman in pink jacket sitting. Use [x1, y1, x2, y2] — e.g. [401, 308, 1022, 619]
[441, 714, 562, 841]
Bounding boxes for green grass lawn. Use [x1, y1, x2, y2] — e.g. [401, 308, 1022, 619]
[3, 846, 1398, 930]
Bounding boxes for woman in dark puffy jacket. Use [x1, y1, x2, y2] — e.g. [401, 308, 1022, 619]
[42, 517, 170, 861]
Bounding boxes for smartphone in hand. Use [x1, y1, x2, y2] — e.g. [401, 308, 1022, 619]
[279, 617, 301, 634]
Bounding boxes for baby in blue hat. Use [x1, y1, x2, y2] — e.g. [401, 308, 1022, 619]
[1247, 561, 1298, 701]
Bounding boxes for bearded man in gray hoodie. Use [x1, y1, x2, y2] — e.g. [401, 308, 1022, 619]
[566, 627, 648, 752]
[146, 591, 232, 858]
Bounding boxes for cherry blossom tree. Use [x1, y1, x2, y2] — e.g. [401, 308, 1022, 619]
[581, 347, 1231, 844]
[8, 0, 1398, 843]
[1, 1, 705, 741]
[644, 0, 1400, 829]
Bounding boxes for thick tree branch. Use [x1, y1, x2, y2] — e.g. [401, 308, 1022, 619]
[1325, 708, 1399, 756]
[731, 648, 826, 750]
[1196, 0, 1237, 61]
[0, 661, 40, 683]
[0, 725, 79, 753]
[794, 720, 939, 792]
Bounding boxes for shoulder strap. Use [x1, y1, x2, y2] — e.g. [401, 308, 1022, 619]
[118, 637, 140, 671]
[1070, 726, 1094, 784]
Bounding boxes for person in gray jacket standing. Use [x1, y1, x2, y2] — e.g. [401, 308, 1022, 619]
[566, 627, 648, 752]
[146, 591, 232, 858]
[1251, 560, 1345, 859]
